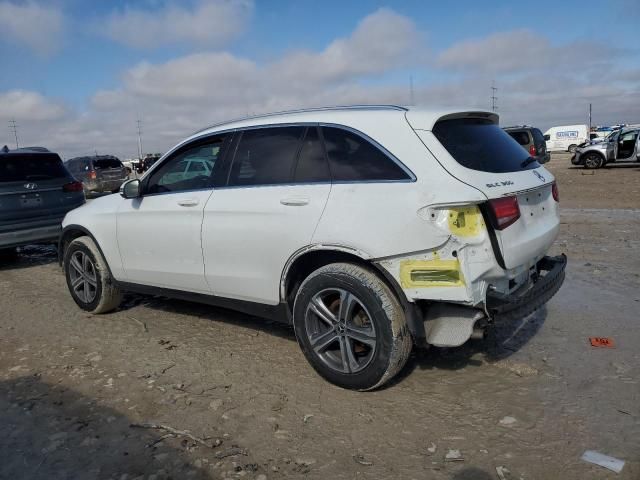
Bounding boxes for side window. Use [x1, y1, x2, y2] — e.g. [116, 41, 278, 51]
[146, 137, 225, 194]
[321, 127, 410, 182]
[228, 127, 304, 186]
[294, 127, 330, 183]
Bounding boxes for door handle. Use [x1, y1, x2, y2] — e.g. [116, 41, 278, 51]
[280, 197, 309, 206]
[177, 198, 199, 207]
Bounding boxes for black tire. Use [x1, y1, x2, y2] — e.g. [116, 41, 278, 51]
[293, 263, 412, 391]
[583, 152, 604, 169]
[64, 236, 122, 314]
[568, 144, 577, 154]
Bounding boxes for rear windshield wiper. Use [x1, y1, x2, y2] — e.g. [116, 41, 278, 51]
[520, 157, 537, 168]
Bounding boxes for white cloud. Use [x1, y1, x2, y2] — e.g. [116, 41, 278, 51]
[0, 1, 64, 55]
[0, 90, 67, 121]
[104, 0, 253, 49]
[437, 29, 615, 74]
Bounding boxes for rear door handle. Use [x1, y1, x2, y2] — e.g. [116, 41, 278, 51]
[177, 198, 199, 207]
[280, 197, 309, 206]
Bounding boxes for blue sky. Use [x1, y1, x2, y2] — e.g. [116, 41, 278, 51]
[0, 0, 638, 158]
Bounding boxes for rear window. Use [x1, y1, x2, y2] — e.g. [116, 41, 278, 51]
[94, 157, 122, 169]
[0, 153, 68, 182]
[506, 131, 530, 145]
[532, 128, 545, 144]
[433, 118, 539, 173]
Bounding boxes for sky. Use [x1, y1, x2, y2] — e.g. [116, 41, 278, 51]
[0, 0, 639, 159]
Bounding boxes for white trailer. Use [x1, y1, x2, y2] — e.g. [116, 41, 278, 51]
[544, 125, 589, 153]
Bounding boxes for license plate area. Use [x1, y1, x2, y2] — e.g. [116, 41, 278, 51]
[20, 194, 43, 207]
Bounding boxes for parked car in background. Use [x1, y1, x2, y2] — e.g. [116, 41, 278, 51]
[60, 105, 565, 390]
[0, 146, 84, 254]
[544, 124, 589, 153]
[136, 154, 162, 174]
[65, 155, 129, 195]
[503, 125, 550, 164]
[572, 127, 640, 168]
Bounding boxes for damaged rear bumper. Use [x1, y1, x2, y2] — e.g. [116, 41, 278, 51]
[486, 254, 567, 320]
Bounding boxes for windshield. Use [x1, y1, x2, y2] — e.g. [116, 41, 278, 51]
[0, 153, 68, 182]
[433, 118, 539, 173]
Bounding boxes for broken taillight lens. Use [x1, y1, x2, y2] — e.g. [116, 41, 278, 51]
[489, 196, 520, 230]
[552, 181, 559, 202]
[63, 181, 84, 192]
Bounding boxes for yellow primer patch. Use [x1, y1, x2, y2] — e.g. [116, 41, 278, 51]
[399, 259, 465, 288]
[447, 206, 484, 237]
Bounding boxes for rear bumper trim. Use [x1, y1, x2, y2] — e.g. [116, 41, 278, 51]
[486, 254, 567, 319]
[0, 224, 62, 249]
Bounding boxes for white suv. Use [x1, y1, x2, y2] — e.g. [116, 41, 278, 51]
[60, 105, 566, 390]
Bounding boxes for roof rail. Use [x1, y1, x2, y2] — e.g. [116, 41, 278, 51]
[193, 104, 408, 135]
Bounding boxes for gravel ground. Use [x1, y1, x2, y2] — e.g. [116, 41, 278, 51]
[1, 153, 639, 480]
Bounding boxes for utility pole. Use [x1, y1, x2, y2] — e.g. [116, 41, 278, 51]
[136, 118, 143, 160]
[491, 81, 498, 112]
[8, 119, 19, 148]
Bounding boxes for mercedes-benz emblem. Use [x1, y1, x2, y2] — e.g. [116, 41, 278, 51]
[532, 170, 545, 183]
[24, 183, 38, 190]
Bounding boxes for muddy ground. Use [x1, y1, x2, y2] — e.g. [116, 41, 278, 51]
[1, 153, 639, 480]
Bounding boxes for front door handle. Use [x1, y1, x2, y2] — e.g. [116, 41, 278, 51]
[177, 198, 199, 207]
[280, 197, 309, 206]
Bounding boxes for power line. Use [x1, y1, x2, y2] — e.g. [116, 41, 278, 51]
[8, 119, 19, 148]
[491, 80, 498, 112]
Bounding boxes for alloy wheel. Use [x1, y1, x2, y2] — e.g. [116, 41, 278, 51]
[68, 250, 98, 304]
[304, 288, 377, 374]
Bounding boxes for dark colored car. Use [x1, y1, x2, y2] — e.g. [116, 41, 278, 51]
[0, 146, 85, 253]
[136, 154, 161, 174]
[65, 155, 129, 195]
[503, 126, 550, 164]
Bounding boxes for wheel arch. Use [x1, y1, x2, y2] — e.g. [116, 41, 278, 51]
[58, 225, 115, 278]
[280, 245, 425, 341]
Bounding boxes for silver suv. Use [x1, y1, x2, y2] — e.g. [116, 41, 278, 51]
[573, 128, 640, 169]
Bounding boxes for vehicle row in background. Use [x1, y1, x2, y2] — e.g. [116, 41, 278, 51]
[572, 127, 640, 169]
[65, 155, 129, 196]
[0, 146, 85, 254]
[504, 125, 550, 164]
[544, 125, 589, 154]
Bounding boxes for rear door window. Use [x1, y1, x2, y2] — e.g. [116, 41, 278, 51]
[433, 118, 538, 173]
[0, 153, 68, 182]
[321, 127, 410, 181]
[294, 127, 330, 183]
[228, 127, 304, 186]
[532, 128, 545, 145]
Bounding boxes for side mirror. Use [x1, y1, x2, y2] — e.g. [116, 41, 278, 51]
[120, 179, 141, 199]
[543, 135, 550, 141]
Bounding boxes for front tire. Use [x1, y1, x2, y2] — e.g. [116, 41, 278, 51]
[568, 144, 577, 154]
[583, 152, 604, 169]
[64, 236, 122, 314]
[293, 263, 412, 390]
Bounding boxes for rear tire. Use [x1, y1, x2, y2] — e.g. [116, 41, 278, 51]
[293, 263, 412, 391]
[64, 236, 122, 314]
[583, 152, 604, 169]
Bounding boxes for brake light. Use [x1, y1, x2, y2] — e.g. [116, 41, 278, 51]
[89, 171, 97, 180]
[552, 181, 559, 202]
[529, 144, 537, 156]
[489, 196, 520, 230]
[63, 181, 84, 192]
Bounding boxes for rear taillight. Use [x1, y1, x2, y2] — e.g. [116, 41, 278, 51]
[89, 171, 97, 180]
[63, 181, 84, 192]
[529, 144, 537, 156]
[489, 196, 520, 230]
[552, 181, 559, 202]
